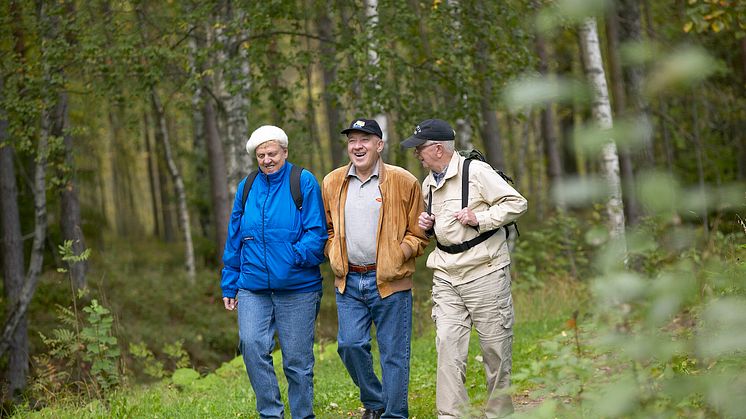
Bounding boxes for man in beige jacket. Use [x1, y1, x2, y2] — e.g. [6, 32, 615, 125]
[402, 119, 528, 418]
[323, 118, 429, 419]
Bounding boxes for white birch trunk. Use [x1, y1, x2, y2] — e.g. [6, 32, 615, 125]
[0, 93, 48, 363]
[364, 0, 389, 156]
[151, 89, 196, 282]
[455, 118, 474, 150]
[579, 18, 627, 242]
[225, 17, 252, 193]
[189, 36, 205, 161]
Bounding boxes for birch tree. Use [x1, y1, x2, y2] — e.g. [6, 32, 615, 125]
[605, 6, 642, 224]
[0, 79, 28, 401]
[151, 89, 196, 281]
[363, 0, 389, 157]
[223, 4, 252, 193]
[579, 17, 627, 242]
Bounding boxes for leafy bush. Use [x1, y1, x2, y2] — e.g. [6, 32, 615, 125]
[32, 299, 122, 404]
[515, 223, 746, 418]
[512, 212, 592, 288]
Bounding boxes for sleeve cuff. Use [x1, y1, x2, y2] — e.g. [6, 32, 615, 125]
[476, 212, 491, 233]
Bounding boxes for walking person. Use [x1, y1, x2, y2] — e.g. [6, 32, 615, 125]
[221, 125, 328, 419]
[402, 119, 528, 418]
[322, 118, 429, 419]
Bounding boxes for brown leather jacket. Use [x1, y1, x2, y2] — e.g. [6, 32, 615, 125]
[322, 160, 429, 298]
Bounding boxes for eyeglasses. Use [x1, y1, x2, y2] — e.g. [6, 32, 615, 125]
[414, 142, 438, 154]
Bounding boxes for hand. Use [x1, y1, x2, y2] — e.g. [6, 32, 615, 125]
[418, 212, 435, 231]
[454, 208, 478, 227]
[223, 297, 237, 311]
[400, 242, 413, 260]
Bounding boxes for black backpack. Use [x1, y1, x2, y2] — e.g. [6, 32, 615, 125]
[240, 165, 304, 214]
[427, 149, 520, 254]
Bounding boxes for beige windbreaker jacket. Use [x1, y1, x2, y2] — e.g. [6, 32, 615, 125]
[423, 152, 528, 284]
[323, 160, 429, 298]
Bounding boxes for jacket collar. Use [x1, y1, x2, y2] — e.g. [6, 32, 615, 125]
[424, 151, 461, 190]
[344, 158, 387, 185]
[261, 160, 291, 182]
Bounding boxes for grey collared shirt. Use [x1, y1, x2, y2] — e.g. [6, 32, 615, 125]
[344, 164, 381, 265]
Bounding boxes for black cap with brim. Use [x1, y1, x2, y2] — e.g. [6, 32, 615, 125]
[401, 118, 455, 148]
[341, 118, 383, 138]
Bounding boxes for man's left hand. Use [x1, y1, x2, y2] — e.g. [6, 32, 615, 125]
[454, 208, 478, 227]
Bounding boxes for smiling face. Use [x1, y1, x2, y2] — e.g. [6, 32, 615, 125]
[346, 131, 383, 178]
[255, 140, 288, 174]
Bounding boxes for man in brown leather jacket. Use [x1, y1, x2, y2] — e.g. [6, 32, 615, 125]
[323, 118, 428, 419]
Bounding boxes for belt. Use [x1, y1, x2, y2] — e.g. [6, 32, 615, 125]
[348, 263, 377, 273]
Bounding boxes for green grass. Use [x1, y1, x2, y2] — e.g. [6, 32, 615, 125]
[7, 235, 589, 418]
[13, 274, 582, 418]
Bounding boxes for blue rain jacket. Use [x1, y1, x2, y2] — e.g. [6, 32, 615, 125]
[221, 162, 327, 298]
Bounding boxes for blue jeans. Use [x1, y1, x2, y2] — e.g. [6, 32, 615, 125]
[336, 271, 412, 419]
[237, 289, 322, 419]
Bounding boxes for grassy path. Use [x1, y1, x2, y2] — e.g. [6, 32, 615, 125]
[17, 279, 581, 418]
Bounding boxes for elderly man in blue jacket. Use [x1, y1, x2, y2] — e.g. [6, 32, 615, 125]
[221, 125, 328, 419]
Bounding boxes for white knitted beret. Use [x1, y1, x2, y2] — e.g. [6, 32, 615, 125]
[246, 125, 288, 155]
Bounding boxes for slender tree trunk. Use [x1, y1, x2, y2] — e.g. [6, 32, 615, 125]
[579, 18, 627, 243]
[517, 110, 531, 193]
[618, 0, 654, 166]
[606, 7, 642, 225]
[188, 30, 211, 240]
[317, 3, 344, 168]
[203, 94, 230, 255]
[156, 130, 175, 243]
[303, 5, 324, 172]
[0, 81, 28, 401]
[363, 0, 389, 159]
[0, 91, 49, 377]
[54, 92, 87, 290]
[224, 7, 252, 193]
[143, 111, 162, 237]
[455, 118, 474, 151]
[475, 37, 506, 169]
[532, 112, 546, 220]
[151, 89, 196, 281]
[691, 100, 708, 238]
[535, 31, 564, 207]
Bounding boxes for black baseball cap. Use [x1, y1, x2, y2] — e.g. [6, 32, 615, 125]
[341, 118, 383, 138]
[401, 119, 455, 148]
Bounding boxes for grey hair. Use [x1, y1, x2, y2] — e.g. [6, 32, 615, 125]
[432, 140, 455, 152]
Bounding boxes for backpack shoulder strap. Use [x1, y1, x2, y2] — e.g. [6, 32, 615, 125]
[461, 158, 472, 209]
[240, 170, 260, 214]
[461, 158, 479, 232]
[241, 166, 304, 214]
[290, 165, 304, 210]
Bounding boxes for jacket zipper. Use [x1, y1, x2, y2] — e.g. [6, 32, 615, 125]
[376, 183, 384, 266]
[337, 180, 346, 273]
[262, 172, 271, 290]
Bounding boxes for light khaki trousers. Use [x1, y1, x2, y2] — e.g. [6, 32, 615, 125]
[431, 267, 515, 418]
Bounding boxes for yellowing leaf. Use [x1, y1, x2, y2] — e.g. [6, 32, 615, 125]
[711, 21, 724, 32]
[683, 21, 694, 32]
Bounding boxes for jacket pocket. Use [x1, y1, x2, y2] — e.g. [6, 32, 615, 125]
[378, 239, 411, 281]
[327, 238, 345, 277]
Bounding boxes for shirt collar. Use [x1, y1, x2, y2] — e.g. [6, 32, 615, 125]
[347, 161, 380, 180]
